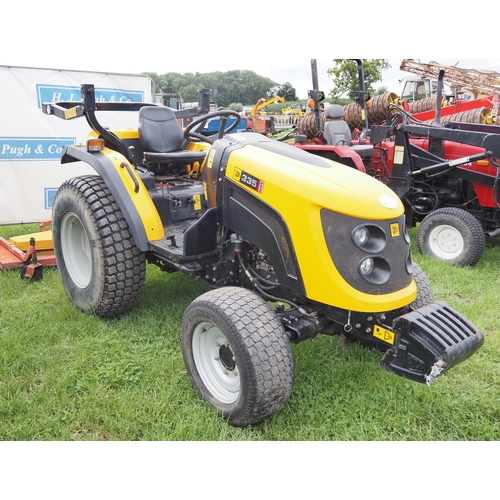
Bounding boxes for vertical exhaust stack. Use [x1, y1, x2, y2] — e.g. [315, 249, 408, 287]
[352, 59, 370, 144]
[308, 59, 325, 138]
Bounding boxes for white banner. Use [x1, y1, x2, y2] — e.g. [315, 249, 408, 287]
[0, 65, 154, 225]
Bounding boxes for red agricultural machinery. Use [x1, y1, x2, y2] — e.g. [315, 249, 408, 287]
[290, 59, 500, 266]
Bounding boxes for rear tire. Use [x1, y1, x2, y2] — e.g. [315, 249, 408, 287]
[52, 175, 146, 317]
[417, 207, 485, 266]
[181, 287, 294, 426]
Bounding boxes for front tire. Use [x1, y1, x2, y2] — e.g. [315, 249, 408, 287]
[410, 261, 434, 309]
[52, 175, 146, 317]
[181, 287, 294, 426]
[417, 207, 485, 266]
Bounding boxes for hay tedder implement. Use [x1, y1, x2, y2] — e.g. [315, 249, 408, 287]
[0, 222, 55, 279]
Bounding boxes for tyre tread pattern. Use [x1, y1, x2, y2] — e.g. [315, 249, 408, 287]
[183, 287, 294, 426]
[410, 261, 434, 309]
[54, 175, 146, 317]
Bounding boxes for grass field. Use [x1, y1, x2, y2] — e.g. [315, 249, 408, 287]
[0, 223, 499, 441]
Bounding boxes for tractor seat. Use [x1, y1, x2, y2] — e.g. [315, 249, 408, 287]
[323, 104, 352, 146]
[138, 106, 206, 167]
[324, 104, 376, 158]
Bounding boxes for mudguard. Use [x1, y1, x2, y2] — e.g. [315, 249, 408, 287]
[60, 144, 164, 252]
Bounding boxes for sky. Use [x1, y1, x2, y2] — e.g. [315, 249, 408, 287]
[3, 1, 500, 101]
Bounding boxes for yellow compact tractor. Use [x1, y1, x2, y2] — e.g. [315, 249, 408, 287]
[43, 84, 484, 426]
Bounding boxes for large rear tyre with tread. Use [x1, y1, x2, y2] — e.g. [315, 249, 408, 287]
[52, 175, 146, 317]
[181, 287, 294, 426]
[417, 207, 485, 266]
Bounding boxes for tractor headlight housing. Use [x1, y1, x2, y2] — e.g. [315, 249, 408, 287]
[359, 257, 374, 275]
[351, 224, 387, 253]
[358, 256, 391, 285]
[320, 209, 413, 294]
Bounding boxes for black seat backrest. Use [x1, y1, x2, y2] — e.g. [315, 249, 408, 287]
[138, 106, 207, 168]
[138, 106, 184, 153]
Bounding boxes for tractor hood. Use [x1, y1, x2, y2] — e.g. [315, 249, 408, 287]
[222, 133, 404, 221]
[218, 133, 413, 312]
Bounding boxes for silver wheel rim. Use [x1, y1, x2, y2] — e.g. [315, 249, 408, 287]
[60, 212, 92, 288]
[192, 321, 240, 404]
[428, 224, 464, 260]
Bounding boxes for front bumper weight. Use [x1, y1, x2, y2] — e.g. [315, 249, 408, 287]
[380, 301, 484, 385]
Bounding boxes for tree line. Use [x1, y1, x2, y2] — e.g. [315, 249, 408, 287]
[143, 60, 390, 108]
[144, 70, 298, 108]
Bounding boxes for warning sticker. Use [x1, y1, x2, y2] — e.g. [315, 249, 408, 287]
[390, 222, 400, 238]
[193, 194, 201, 211]
[206, 149, 216, 169]
[393, 145, 405, 164]
[373, 325, 395, 345]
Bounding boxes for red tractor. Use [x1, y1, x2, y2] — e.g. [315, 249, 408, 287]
[290, 59, 500, 266]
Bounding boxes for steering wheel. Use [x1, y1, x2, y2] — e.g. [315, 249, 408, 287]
[184, 109, 241, 144]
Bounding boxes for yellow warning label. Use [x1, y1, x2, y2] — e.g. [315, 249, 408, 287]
[390, 223, 400, 238]
[393, 145, 404, 164]
[193, 194, 201, 210]
[373, 325, 395, 345]
[64, 107, 77, 119]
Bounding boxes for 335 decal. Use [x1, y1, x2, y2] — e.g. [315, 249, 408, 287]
[233, 168, 264, 193]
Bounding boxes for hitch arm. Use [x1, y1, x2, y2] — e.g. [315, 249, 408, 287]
[411, 150, 493, 176]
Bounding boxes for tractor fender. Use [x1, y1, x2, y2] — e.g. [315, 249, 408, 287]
[60, 144, 164, 252]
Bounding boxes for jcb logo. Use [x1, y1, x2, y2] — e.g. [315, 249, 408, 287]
[390, 223, 400, 237]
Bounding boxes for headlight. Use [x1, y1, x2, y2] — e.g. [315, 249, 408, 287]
[359, 257, 374, 275]
[358, 256, 391, 285]
[353, 226, 369, 246]
[351, 224, 387, 253]
[320, 209, 412, 294]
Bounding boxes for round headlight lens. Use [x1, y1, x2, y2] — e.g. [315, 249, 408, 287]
[359, 257, 374, 275]
[351, 224, 387, 253]
[358, 256, 391, 284]
[353, 226, 369, 246]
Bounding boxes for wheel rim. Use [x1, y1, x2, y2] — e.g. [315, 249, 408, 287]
[428, 224, 465, 260]
[192, 321, 240, 404]
[60, 212, 92, 288]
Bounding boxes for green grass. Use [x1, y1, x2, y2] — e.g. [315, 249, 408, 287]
[0, 224, 499, 441]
